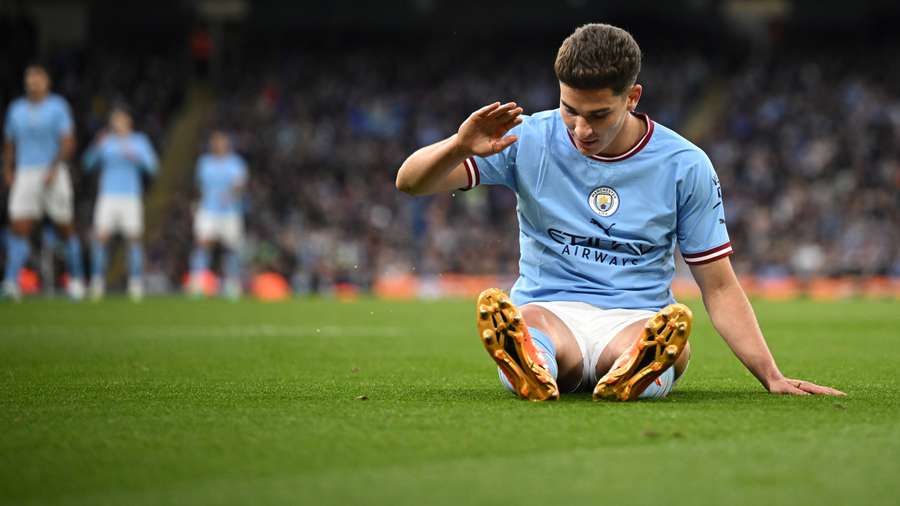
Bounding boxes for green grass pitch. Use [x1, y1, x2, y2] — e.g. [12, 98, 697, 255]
[1, 296, 899, 505]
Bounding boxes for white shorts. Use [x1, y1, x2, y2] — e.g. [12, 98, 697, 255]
[8, 164, 74, 224]
[94, 195, 143, 237]
[528, 301, 657, 392]
[194, 210, 243, 249]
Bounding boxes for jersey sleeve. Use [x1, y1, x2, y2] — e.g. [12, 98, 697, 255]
[234, 156, 248, 185]
[138, 135, 159, 175]
[459, 121, 524, 191]
[676, 151, 733, 265]
[56, 98, 74, 136]
[4, 105, 15, 142]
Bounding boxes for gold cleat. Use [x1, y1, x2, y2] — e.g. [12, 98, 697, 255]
[593, 303, 693, 401]
[477, 288, 559, 401]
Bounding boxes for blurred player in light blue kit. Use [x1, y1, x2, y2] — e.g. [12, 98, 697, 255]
[3, 64, 84, 301]
[189, 130, 247, 299]
[82, 105, 158, 300]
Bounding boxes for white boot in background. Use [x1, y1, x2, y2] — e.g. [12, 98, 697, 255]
[128, 277, 144, 302]
[68, 278, 86, 301]
[224, 278, 242, 301]
[2, 280, 22, 302]
[90, 276, 105, 301]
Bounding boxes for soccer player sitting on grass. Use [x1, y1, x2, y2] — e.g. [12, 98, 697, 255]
[395, 24, 845, 401]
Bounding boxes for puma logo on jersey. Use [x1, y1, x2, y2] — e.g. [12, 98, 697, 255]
[589, 219, 615, 236]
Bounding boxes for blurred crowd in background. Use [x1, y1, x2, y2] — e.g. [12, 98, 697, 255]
[1, 3, 898, 296]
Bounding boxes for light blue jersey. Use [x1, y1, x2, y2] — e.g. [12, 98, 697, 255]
[82, 133, 158, 196]
[462, 110, 732, 311]
[3, 94, 74, 168]
[196, 153, 247, 215]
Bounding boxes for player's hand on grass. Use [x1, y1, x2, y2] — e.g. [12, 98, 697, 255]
[456, 101, 524, 157]
[767, 376, 846, 396]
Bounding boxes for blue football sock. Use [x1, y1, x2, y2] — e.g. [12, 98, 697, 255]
[638, 367, 676, 399]
[190, 247, 210, 274]
[4, 234, 30, 284]
[91, 240, 108, 280]
[128, 243, 144, 279]
[498, 326, 558, 393]
[65, 236, 84, 280]
[223, 250, 240, 281]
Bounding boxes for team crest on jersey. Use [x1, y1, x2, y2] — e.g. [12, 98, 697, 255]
[589, 187, 619, 217]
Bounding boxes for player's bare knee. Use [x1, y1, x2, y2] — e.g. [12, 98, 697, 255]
[10, 219, 34, 236]
[57, 223, 75, 238]
[520, 304, 550, 330]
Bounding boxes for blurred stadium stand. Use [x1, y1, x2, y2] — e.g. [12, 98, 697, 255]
[1, 0, 898, 298]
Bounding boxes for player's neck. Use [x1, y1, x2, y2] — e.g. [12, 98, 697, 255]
[26, 92, 48, 104]
[597, 112, 645, 158]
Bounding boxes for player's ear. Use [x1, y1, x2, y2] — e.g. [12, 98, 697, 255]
[625, 84, 642, 112]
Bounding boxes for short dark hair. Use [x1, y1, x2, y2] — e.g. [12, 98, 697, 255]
[554, 23, 641, 94]
[110, 102, 133, 118]
[24, 62, 50, 77]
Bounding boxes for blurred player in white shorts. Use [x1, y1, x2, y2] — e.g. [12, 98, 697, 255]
[82, 105, 158, 300]
[3, 64, 85, 301]
[189, 130, 247, 299]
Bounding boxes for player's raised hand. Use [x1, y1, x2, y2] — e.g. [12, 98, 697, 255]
[767, 377, 846, 396]
[457, 101, 524, 157]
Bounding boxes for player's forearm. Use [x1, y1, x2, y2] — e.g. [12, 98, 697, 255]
[396, 134, 469, 196]
[3, 141, 13, 174]
[51, 135, 76, 167]
[702, 281, 783, 389]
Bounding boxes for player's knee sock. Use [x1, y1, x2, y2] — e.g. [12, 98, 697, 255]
[91, 240, 108, 280]
[638, 367, 675, 399]
[65, 236, 84, 280]
[223, 250, 240, 282]
[128, 243, 143, 279]
[4, 234, 30, 284]
[190, 248, 210, 274]
[497, 327, 558, 393]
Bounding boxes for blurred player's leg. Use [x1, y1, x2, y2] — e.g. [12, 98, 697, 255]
[190, 210, 214, 296]
[47, 165, 84, 300]
[189, 245, 211, 296]
[477, 288, 559, 401]
[90, 196, 113, 300]
[40, 225, 57, 297]
[63, 231, 85, 300]
[4, 169, 42, 300]
[3, 227, 31, 301]
[90, 237, 108, 300]
[123, 196, 145, 301]
[128, 241, 144, 301]
[593, 304, 692, 401]
[223, 250, 241, 300]
[221, 213, 243, 300]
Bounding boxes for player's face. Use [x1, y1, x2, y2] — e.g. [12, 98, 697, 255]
[109, 110, 132, 134]
[211, 133, 230, 155]
[24, 68, 50, 99]
[558, 83, 641, 156]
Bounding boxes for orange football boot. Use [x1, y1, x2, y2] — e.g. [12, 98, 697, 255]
[593, 303, 692, 401]
[477, 288, 559, 401]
